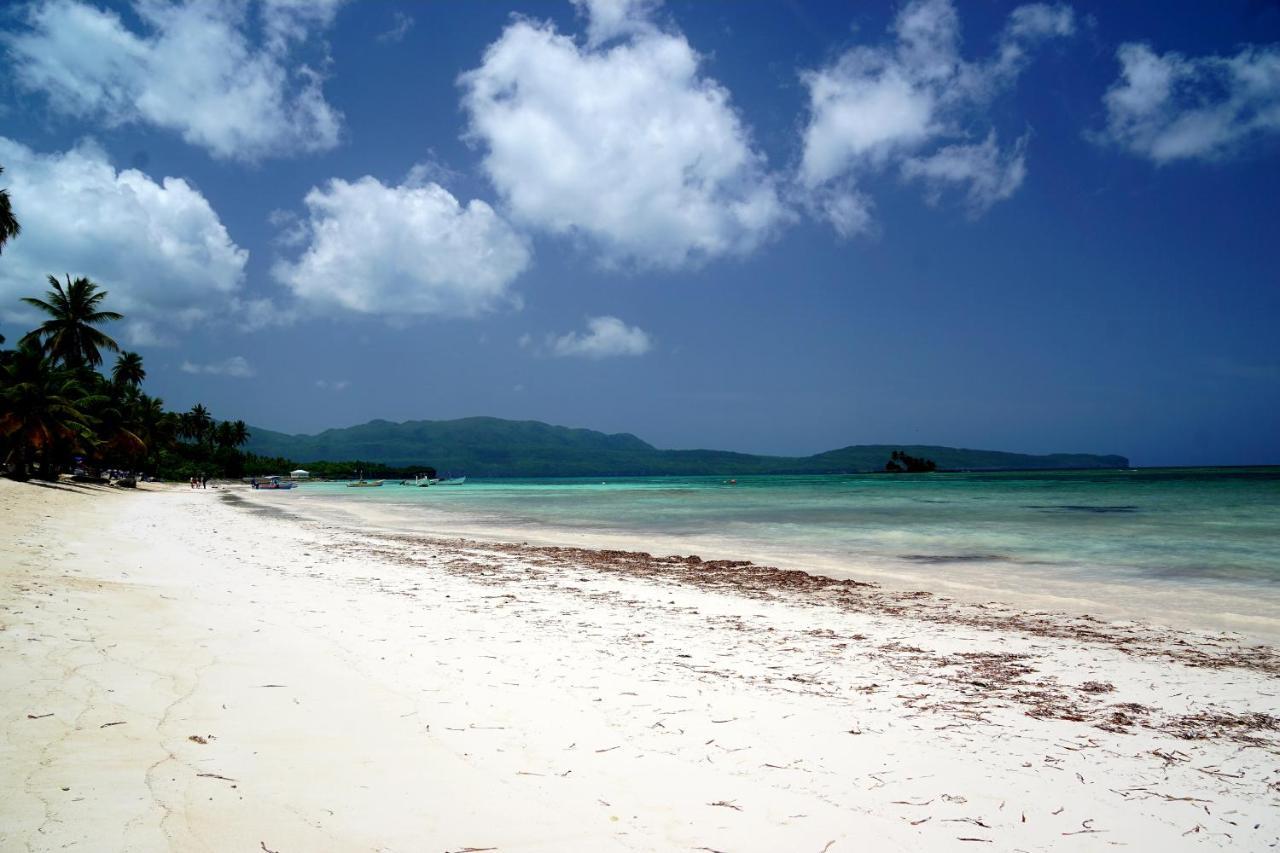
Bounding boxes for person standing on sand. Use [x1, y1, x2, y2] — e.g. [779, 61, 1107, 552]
[190, 476, 196, 489]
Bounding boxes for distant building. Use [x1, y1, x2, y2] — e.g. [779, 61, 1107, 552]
[290, 469, 310, 480]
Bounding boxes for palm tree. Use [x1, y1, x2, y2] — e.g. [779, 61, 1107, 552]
[181, 403, 213, 445]
[21, 275, 122, 369]
[0, 344, 94, 480]
[0, 165, 19, 255]
[230, 420, 249, 447]
[213, 420, 234, 450]
[112, 351, 146, 387]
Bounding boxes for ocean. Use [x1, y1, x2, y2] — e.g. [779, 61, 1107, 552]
[282, 467, 1280, 638]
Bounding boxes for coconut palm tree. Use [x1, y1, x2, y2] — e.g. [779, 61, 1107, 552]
[0, 165, 19, 255]
[112, 351, 146, 387]
[181, 403, 213, 445]
[21, 275, 122, 369]
[230, 420, 249, 447]
[0, 344, 94, 480]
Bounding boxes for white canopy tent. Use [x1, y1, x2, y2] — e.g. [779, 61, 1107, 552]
[290, 469, 310, 480]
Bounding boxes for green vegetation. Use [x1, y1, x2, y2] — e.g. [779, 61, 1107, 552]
[245, 417, 1129, 477]
[884, 450, 937, 473]
[0, 173, 252, 483]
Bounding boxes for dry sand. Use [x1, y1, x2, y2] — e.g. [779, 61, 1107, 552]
[2, 478, 1277, 851]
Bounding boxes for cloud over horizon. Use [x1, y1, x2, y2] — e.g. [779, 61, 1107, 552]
[797, 0, 1074, 235]
[1096, 41, 1280, 163]
[548, 315, 653, 359]
[0, 137, 247, 345]
[459, 0, 790, 269]
[4, 0, 345, 161]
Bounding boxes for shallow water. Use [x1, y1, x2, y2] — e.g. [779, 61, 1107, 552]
[277, 468, 1280, 638]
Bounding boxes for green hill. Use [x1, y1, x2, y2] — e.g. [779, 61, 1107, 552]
[243, 416, 1128, 477]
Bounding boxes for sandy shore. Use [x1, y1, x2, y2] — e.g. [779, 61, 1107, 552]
[2, 479, 1278, 851]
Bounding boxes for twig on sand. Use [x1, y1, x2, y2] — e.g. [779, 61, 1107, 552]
[26, 713, 53, 719]
[196, 772, 237, 783]
[709, 800, 742, 811]
[260, 843, 279, 853]
[447, 848, 497, 852]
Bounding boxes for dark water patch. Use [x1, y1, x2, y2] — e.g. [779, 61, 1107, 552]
[218, 491, 295, 520]
[1025, 504, 1140, 514]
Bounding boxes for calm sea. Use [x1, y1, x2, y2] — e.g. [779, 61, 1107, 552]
[282, 468, 1280, 636]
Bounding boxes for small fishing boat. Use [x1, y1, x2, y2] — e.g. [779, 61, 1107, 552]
[435, 476, 466, 486]
[347, 469, 384, 487]
[253, 476, 295, 490]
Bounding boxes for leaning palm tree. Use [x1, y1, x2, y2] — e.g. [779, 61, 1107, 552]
[0, 165, 19, 255]
[21, 275, 122, 369]
[0, 344, 94, 480]
[112, 351, 146, 387]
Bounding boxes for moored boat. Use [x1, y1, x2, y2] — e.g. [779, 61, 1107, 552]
[435, 476, 466, 486]
[253, 476, 295, 490]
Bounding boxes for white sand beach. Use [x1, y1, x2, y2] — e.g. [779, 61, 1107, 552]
[2, 479, 1278, 852]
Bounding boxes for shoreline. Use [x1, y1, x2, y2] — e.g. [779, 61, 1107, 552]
[271, 484, 1280, 645]
[3, 479, 1278, 850]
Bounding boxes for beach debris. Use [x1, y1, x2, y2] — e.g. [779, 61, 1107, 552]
[26, 713, 53, 719]
[709, 800, 743, 811]
[260, 844, 279, 853]
[99, 721, 126, 728]
[188, 734, 209, 744]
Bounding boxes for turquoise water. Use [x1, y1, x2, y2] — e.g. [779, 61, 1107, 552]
[295, 468, 1280, 592]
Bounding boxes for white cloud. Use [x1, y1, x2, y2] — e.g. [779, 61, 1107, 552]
[549, 316, 652, 359]
[180, 355, 255, 377]
[376, 11, 414, 44]
[902, 131, 1029, 215]
[798, 0, 1073, 233]
[1097, 42, 1280, 163]
[314, 378, 350, 391]
[0, 137, 248, 343]
[232, 296, 297, 331]
[4, 0, 344, 161]
[459, 0, 789, 269]
[571, 0, 661, 47]
[272, 173, 531, 317]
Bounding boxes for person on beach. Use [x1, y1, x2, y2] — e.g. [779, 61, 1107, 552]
[190, 476, 196, 489]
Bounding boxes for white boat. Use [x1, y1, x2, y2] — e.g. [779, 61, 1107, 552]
[435, 476, 466, 486]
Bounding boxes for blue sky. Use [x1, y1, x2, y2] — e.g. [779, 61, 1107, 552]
[1, 0, 1278, 466]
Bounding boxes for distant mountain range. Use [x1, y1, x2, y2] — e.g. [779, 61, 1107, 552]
[243, 417, 1129, 477]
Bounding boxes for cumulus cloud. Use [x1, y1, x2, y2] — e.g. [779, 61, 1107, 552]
[548, 315, 652, 359]
[798, 0, 1073, 233]
[180, 355, 255, 377]
[459, 0, 789, 268]
[1096, 42, 1280, 163]
[272, 172, 531, 318]
[4, 0, 344, 161]
[0, 137, 248, 344]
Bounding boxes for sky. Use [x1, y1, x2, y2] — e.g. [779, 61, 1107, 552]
[1, 0, 1278, 467]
